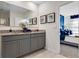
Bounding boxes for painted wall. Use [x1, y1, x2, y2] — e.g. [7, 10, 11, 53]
[38, 2, 60, 53]
[38, 1, 70, 53]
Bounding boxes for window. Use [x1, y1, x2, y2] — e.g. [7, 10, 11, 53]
[70, 18, 79, 36]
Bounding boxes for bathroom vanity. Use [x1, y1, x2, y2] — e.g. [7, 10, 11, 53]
[0, 30, 46, 58]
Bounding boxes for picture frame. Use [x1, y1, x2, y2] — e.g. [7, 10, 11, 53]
[40, 15, 47, 24]
[47, 13, 55, 23]
[32, 17, 37, 25]
[29, 18, 33, 25]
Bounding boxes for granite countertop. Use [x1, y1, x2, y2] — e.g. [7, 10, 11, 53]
[0, 30, 45, 36]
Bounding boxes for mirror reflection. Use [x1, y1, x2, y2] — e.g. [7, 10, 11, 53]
[0, 1, 31, 27]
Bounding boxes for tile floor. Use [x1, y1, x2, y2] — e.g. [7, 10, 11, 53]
[23, 49, 66, 58]
[60, 44, 79, 58]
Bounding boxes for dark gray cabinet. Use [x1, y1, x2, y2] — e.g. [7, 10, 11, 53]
[2, 41, 18, 58]
[31, 37, 38, 52]
[18, 38, 30, 56]
[2, 35, 30, 58]
[30, 33, 45, 52]
[38, 37, 45, 49]
[1, 32, 45, 58]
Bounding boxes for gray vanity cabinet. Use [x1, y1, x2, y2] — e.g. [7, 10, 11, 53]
[2, 34, 31, 58]
[30, 37, 38, 52]
[1, 31, 45, 58]
[2, 40, 18, 58]
[38, 36, 45, 49]
[18, 37, 30, 56]
[30, 33, 45, 52]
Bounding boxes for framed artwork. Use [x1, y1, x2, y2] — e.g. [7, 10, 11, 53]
[29, 18, 33, 25]
[47, 13, 55, 23]
[32, 17, 37, 25]
[40, 15, 46, 24]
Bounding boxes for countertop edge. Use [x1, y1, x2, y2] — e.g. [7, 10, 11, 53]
[0, 30, 45, 36]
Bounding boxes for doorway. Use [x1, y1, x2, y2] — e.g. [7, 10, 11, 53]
[59, 1, 79, 58]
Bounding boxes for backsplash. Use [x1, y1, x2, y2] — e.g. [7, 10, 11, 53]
[0, 26, 22, 33]
[0, 26, 45, 33]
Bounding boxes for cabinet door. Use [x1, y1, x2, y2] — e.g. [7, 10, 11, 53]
[78, 48, 79, 57]
[31, 37, 38, 52]
[19, 38, 30, 56]
[31, 33, 45, 52]
[2, 41, 18, 58]
[60, 44, 78, 58]
[38, 37, 45, 49]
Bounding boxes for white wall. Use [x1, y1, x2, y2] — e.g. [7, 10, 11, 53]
[38, 2, 60, 53]
[38, 1, 70, 53]
[0, 26, 22, 30]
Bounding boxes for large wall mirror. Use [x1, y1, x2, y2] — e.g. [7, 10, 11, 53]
[0, 9, 10, 26]
[0, 1, 30, 27]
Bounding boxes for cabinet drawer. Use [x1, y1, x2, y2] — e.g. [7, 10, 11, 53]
[31, 33, 45, 38]
[2, 34, 30, 42]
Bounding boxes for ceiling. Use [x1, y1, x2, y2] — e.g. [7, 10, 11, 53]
[0, 1, 46, 13]
[32, 1, 72, 6]
[0, 1, 72, 13]
[32, 1, 46, 5]
[0, 1, 29, 13]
